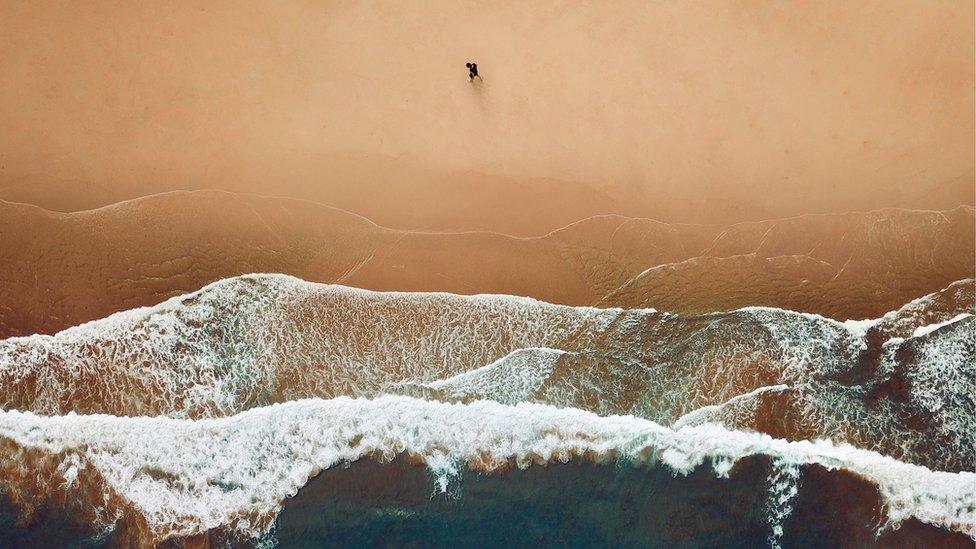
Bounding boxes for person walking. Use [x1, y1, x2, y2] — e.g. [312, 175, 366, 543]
[466, 62, 482, 81]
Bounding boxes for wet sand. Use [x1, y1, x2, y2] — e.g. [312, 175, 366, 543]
[1, 191, 972, 337]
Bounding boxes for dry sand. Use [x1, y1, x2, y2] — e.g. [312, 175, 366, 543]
[0, 1, 972, 228]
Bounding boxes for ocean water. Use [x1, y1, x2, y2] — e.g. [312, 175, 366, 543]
[0, 275, 972, 546]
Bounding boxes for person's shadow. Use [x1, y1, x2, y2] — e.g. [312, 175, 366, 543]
[467, 71, 487, 116]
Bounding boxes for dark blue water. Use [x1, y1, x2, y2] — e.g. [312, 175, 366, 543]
[0, 454, 968, 548]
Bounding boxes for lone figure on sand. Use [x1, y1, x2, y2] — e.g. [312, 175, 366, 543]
[466, 62, 482, 81]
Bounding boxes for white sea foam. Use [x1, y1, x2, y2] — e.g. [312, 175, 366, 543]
[765, 460, 801, 549]
[911, 313, 973, 338]
[424, 347, 566, 404]
[873, 279, 974, 339]
[671, 384, 792, 430]
[1, 273, 972, 472]
[0, 274, 628, 417]
[0, 395, 970, 543]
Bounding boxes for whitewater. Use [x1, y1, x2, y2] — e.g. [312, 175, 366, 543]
[0, 274, 972, 546]
[0, 395, 972, 545]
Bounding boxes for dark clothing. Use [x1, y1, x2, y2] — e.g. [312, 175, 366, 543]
[467, 62, 480, 81]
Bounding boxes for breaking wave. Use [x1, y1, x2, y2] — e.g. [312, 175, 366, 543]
[0, 274, 972, 546]
[0, 396, 971, 546]
[1, 275, 972, 472]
